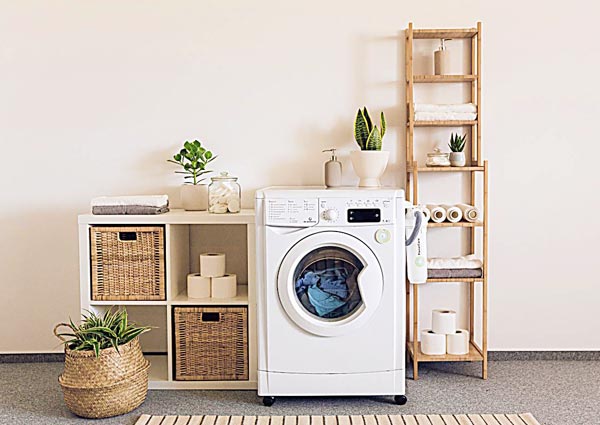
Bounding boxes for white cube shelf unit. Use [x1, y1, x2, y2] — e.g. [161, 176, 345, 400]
[78, 209, 257, 390]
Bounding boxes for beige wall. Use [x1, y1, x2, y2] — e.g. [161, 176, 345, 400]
[1, 1, 598, 352]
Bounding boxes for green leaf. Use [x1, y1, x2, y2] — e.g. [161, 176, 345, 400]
[354, 109, 369, 150]
[365, 126, 382, 150]
[380, 111, 386, 138]
[362, 107, 373, 132]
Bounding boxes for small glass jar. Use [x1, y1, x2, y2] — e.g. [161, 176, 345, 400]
[426, 148, 451, 167]
[208, 172, 241, 214]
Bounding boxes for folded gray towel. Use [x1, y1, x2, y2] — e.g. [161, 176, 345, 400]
[92, 205, 170, 215]
[428, 268, 483, 279]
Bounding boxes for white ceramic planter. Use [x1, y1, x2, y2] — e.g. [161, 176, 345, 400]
[450, 152, 466, 167]
[181, 184, 208, 211]
[350, 150, 390, 187]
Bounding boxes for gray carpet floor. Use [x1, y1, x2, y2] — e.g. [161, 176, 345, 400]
[1, 360, 599, 425]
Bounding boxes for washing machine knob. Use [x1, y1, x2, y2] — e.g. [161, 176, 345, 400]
[322, 209, 338, 221]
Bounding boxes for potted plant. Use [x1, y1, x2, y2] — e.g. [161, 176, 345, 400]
[350, 107, 389, 187]
[449, 133, 467, 167]
[54, 308, 152, 418]
[168, 140, 216, 211]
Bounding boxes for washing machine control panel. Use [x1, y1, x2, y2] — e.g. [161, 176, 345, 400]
[265, 198, 319, 226]
[318, 197, 395, 225]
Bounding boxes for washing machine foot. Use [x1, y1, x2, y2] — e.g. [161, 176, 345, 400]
[262, 396, 276, 406]
[394, 395, 407, 405]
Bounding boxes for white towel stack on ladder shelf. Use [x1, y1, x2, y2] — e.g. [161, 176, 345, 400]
[414, 103, 477, 121]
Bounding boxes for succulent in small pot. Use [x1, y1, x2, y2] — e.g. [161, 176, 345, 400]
[448, 133, 467, 167]
[168, 140, 216, 211]
[350, 107, 389, 187]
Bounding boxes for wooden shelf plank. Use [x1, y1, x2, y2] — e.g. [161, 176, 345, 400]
[407, 341, 483, 362]
[413, 28, 478, 39]
[413, 74, 477, 83]
[428, 221, 483, 228]
[407, 166, 485, 173]
[78, 209, 256, 225]
[411, 120, 477, 127]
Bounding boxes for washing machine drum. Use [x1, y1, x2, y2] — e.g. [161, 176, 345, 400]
[277, 231, 384, 337]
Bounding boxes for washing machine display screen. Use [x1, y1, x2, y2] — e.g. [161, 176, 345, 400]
[293, 247, 364, 320]
[347, 208, 381, 223]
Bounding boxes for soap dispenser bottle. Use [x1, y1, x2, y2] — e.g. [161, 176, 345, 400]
[434, 38, 451, 75]
[322, 148, 342, 188]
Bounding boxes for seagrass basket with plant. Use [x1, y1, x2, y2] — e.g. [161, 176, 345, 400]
[54, 308, 151, 418]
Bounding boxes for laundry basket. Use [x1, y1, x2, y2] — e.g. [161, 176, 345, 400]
[55, 334, 150, 419]
[90, 226, 165, 301]
[174, 306, 248, 381]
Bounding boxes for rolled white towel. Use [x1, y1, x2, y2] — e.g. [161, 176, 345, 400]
[414, 103, 477, 113]
[426, 204, 447, 223]
[456, 203, 480, 222]
[415, 112, 477, 121]
[421, 206, 431, 222]
[428, 255, 483, 269]
[441, 204, 463, 223]
[91, 195, 169, 208]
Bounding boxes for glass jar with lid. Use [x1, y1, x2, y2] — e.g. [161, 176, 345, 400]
[208, 172, 241, 214]
[426, 148, 451, 167]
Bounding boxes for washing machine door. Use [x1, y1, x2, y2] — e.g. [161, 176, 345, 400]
[277, 231, 383, 337]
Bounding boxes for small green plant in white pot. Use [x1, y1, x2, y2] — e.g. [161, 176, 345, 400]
[449, 133, 467, 167]
[350, 107, 389, 187]
[168, 140, 216, 211]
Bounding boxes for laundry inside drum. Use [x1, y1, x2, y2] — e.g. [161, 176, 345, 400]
[293, 247, 364, 320]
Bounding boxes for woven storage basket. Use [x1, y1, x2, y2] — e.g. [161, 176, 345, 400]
[90, 226, 165, 301]
[174, 306, 248, 381]
[56, 334, 150, 419]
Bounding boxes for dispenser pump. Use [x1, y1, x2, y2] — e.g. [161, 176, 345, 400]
[322, 148, 342, 188]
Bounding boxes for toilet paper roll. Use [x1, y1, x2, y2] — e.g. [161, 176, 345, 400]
[420, 329, 446, 355]
[426, 204, 447, 223]
[432, 309, 457, 334]
[200, 253, 226, 277]
[441, 204, 463, 223]
[447, 329, 470, 355]
[456, 203, 480, 223]
[211, 273, 237, 298]
[187, 273, 211, 299]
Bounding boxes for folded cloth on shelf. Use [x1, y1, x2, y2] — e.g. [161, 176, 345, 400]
[92, 205, 169, 215]
[91, 195, 169, 208]
[415, 112, 477, 121]
[414, 103, 477, 113]
[428, 268, 483, 279]
[427, 254, 483, 269]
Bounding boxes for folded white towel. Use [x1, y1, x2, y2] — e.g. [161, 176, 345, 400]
[91, 195, 169, 208]
[428, 255, 483, 270]
[414, 103, 477, 113]
[415, 112, 477, 121]
[456, 203, 480, 222]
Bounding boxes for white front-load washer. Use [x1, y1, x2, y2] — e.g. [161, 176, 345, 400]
[255, 187, 406, 406]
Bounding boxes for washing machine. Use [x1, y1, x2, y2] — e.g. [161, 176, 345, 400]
[255, 186, 407, 406]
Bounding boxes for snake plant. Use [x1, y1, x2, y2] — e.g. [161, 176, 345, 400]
[449, 133, 467, 152]
[354, 107, 386, 151]
[55, 308, 151, 357]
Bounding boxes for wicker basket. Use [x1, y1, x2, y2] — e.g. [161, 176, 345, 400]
[90, 226, 165, 301]
[55, 333, 150, 419]
[174, 306, 248, 381]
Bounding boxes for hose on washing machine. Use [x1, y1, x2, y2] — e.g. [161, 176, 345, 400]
[405, 210, 424, 246]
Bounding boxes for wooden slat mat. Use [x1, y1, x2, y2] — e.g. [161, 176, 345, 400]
[135, 414, 541, 425]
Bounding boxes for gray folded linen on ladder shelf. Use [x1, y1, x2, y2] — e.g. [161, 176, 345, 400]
[91, 195, 170, 215]
[427, 268, 483, 279]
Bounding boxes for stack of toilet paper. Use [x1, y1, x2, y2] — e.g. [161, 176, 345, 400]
[420, 309, 470, 356]
[425, 204, 480, 223]
[187, 253, 237, 299]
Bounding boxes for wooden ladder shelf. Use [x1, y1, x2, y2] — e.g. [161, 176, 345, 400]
[404, 22, 488, 380]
